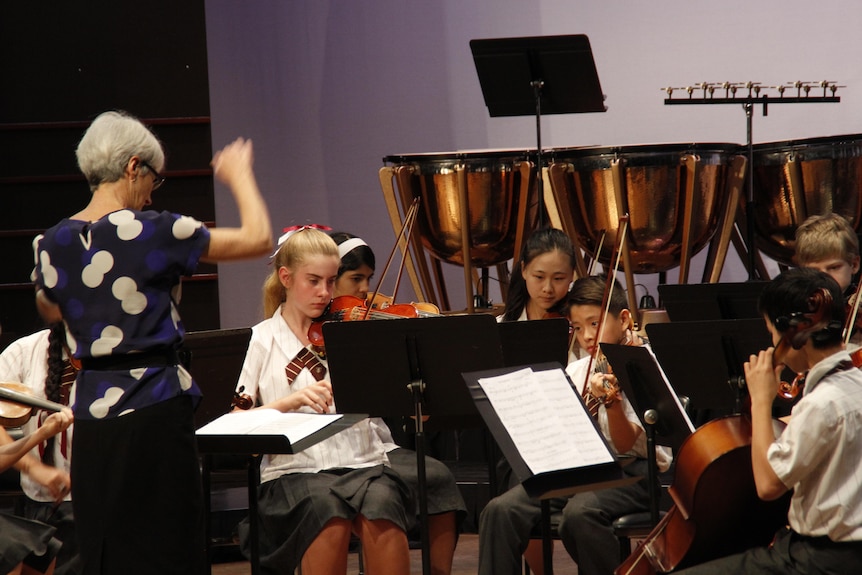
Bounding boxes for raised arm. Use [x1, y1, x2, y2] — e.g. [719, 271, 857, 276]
[202, 138, 273, 262]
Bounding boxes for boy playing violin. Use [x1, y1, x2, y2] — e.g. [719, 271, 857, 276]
[675, 267, 862, 574]
[478, 275, 672, 575]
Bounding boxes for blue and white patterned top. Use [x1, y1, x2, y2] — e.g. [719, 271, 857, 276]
[32, 209, 211, 420]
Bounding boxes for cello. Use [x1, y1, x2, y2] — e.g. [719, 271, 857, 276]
[615, 288, 834, 575]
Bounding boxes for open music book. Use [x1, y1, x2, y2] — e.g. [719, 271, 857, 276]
[196, 409, 345, 454]
[463, 363, 637, 499]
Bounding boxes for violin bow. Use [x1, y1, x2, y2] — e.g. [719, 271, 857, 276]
[0, 384, 64, 413]
[584, 215, 630, 393]
[587, 229, 607, 277]
[844, 280, 862, 344]
[365, 197, 421, 319]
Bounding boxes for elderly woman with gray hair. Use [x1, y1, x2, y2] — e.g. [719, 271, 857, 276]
[32, 110, 273, 574]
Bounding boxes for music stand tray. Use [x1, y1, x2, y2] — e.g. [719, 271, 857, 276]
[470, 34, 606, 117]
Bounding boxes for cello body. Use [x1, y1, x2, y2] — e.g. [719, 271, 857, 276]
[615, 414, 792, 575]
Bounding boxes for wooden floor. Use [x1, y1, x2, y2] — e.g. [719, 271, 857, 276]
[209, 533, 580, 574]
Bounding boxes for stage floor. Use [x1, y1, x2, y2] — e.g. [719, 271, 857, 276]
[210, 533, 580, 574]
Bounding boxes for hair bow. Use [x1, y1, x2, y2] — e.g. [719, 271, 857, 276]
[271, 224, 333, 259]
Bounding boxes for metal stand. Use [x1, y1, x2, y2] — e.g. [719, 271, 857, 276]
[664, 82, 842, 280]
[407, 338, 432, 575]
[470, 34, 607, 227]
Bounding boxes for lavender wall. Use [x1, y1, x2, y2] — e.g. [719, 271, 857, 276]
[205, 0, 862, 328]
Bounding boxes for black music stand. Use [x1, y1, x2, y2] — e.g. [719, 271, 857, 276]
[657, 281, 768, 322]
[600, 344, 696, 525]
[470, 34, 606, 223]
[323, 314, 505, 575]
[180, 327, 252, 429]
[646, 319, 772, 416]
[499, 316, 570, 368]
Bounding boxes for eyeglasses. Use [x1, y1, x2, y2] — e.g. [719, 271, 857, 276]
[140, 161, 166, 190]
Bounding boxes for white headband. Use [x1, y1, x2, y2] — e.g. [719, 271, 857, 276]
[337, 237, 368, 259]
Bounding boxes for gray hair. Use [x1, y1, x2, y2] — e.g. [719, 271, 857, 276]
[75, 111, 165, 191]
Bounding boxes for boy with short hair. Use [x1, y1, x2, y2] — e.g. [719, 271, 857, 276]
[795, 212, 860, 294]
[477, 275, 672, 575]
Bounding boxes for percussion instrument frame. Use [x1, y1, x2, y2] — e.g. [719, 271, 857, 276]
[663, 89, 841, 278]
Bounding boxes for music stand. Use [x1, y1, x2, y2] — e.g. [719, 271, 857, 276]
[600, 344, 696, 524]
[179, 327, 252, 429]
[470, 34, 606, 222]
[646, 319, 772, 415]
[657, 281, 768, 322]
[323, 314, 504, 575]
[498, 317, 570, 367]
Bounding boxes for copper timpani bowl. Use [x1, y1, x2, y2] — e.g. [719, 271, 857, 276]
[751, 133, 862, 266]
[547, 143, 744, 274]
[381, 150, 537, 267]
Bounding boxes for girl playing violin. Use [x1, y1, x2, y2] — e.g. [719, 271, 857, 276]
[494, 227, 578, 571]
[478, 275, 672, 575]
[328, 231, 466, 575]
[0, 324, 80, 574]
[0, 405, 72, 575]
[234, 227, 411, 575]
[675, 268, 862, 575]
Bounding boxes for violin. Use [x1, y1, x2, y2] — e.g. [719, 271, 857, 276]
[307, 294, 440, 349]
[0, 382, 64, 428]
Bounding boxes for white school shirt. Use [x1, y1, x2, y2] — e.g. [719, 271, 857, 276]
[566, 352, 673, 472]
[0, 329, 73, 503]
[768, 349, 862, 541]
[237, 307, 390, 483]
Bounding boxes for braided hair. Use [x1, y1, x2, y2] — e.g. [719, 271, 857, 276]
[42, 323, 67, 465]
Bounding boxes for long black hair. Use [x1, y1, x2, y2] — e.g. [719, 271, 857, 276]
[501, 227, 576, 322]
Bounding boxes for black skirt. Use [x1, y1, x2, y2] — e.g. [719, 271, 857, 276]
[239, 464, 411, 575]
[71, 396, 203, 575]
[0, 512, 60, 573]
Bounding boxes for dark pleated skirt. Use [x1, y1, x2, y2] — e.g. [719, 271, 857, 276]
[239, 464, 411, 575]
[0, 512, 59, 573]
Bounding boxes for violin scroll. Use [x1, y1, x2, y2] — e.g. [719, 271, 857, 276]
[772, 287, 835, 401]
[232, 386, 253, 410]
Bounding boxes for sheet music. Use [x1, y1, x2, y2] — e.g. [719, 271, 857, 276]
[478, 367, 614, 475]
[196, 409, 343, 444]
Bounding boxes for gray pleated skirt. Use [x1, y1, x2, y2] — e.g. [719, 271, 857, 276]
[239, 464, 411, 575]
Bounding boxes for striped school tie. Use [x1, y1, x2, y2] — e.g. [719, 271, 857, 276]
[285, 347, 327, 385]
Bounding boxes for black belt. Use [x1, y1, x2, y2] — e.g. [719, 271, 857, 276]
[81, 347, 179, 371]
